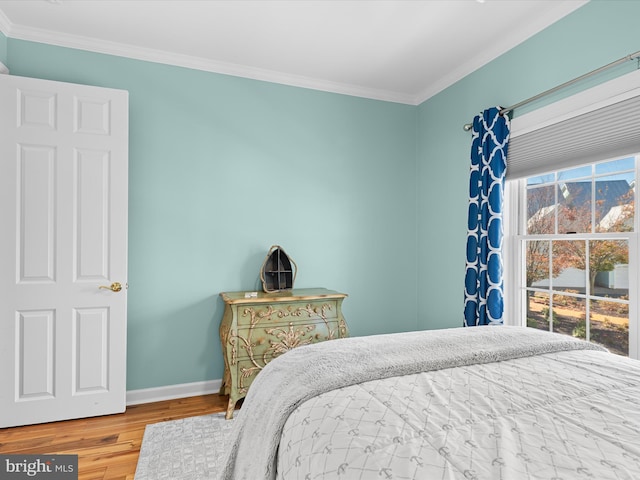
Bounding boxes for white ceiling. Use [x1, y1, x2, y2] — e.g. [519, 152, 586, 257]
[0, 0, 587, 105]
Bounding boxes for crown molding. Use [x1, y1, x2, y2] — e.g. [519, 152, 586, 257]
[0, 7, 11, 36]
[5, 21, 417, 105]
[0, 0, 586, 106]
[414, 0, 588, 105]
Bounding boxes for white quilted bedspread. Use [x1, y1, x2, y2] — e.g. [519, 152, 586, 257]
[277, 350, 640, 480]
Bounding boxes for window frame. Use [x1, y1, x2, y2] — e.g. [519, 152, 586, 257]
[503, 69, 640, 359]
[506, 158, 638, 358]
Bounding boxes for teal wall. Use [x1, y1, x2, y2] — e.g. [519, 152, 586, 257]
[4, 0, 638, 391]
[416, 0, 640, 330]
[5, 40, 418, 390]
[0, 31, 6, 65]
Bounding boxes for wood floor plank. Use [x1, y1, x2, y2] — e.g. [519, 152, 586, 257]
[0, 393, 228, 480]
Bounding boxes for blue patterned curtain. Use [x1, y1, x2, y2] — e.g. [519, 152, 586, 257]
[464, 107, 510, 326]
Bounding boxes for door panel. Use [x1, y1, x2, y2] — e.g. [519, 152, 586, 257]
[74, 307, 109, 393]
[0, 74, 128, 427]
[18, 144, 56, 283]
[75, 148, 110, 280]
[17, 310, 55, 399]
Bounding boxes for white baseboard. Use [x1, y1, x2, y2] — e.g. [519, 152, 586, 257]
[126, 378, 223, 406]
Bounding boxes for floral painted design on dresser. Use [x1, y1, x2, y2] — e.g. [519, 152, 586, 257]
[219, 288, 348, 419]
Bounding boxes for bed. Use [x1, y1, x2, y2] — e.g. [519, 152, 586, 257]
[219, 326, 640, 480]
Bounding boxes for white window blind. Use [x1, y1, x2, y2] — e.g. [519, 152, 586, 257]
[507, 95, 640, 180]
[506, 68, 640, 180]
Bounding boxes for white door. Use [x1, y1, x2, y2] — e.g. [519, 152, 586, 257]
[0, 74, 129, 427]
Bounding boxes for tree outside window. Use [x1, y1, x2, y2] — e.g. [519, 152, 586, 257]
[523, 158, 634, 356]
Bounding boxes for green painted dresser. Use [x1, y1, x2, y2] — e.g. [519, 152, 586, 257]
[219, 288, 348, 419]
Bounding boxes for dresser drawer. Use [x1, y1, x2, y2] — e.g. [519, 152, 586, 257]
[237, 300, 339, 326]
[233, 318, 344, 393]
[235, 318, 342, 360]
[233, 301, 341, 358]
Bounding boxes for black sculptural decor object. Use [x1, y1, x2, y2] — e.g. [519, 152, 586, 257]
[260, 245, 297, 293]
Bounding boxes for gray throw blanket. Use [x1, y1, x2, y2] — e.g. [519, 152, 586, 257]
[218, 326, 606, 480]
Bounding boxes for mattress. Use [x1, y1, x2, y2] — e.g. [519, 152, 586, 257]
[277, 349, 640, 480]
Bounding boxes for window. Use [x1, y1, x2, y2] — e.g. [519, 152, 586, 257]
[503, 68, 640, 357]
[511, 155, 637, 357]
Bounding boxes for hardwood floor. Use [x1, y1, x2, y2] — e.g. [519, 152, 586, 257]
[0, 394, 229, 480]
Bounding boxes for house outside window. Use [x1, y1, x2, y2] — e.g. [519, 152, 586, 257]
[511, 155, 637, 357]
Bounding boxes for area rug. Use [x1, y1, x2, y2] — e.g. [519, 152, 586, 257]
[134, 412, 235, 480]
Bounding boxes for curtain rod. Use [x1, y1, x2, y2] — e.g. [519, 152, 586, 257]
[462, 49, 640, 131]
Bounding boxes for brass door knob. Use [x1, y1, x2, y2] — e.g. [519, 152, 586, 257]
[99, 282, 123, 292]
